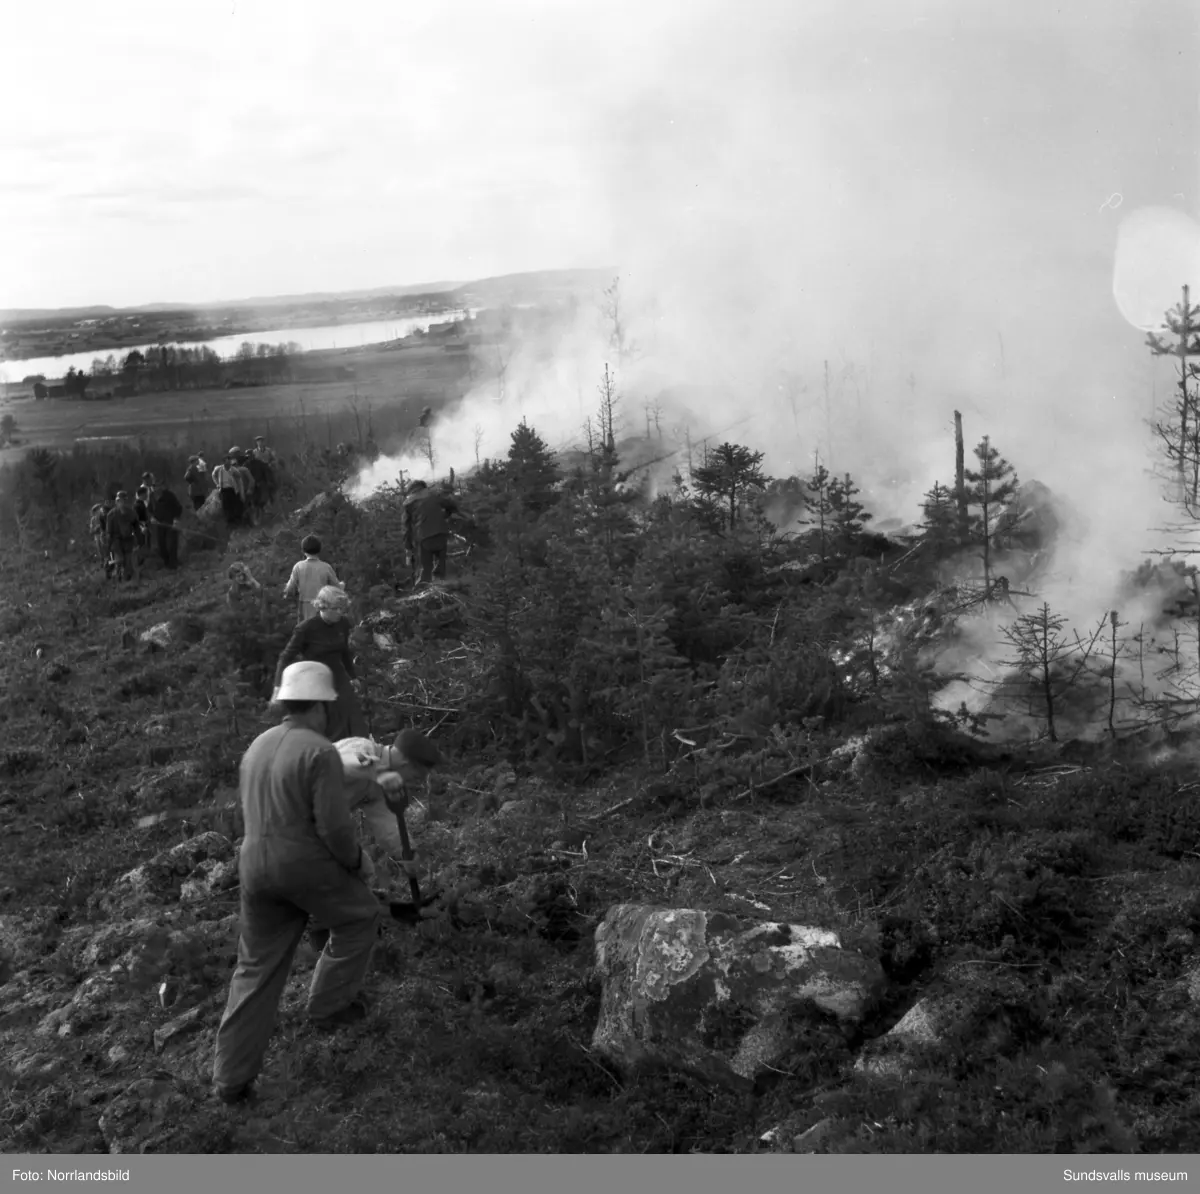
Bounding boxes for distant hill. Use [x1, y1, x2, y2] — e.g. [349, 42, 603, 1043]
[0, 268, 617, 325]
[0, 305, 120, 322]
[448, 268, 614, 305]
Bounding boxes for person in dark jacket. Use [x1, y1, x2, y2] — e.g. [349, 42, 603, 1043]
[133, 485, 151, 556]
[106, 491, 141, 583]
[211, 661, 381, 1105]
[272, 585, 366, 741]
[402, 480, 460, 584]
[149, 480, 185, 569]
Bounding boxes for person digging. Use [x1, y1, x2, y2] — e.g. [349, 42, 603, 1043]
[333, 729, 445, 914]
[211, 661, 384, 1107]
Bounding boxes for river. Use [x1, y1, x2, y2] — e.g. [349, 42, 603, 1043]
[0, 310, 479, 384]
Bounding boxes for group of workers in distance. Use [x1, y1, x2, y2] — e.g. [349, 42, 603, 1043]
[90, 472, 186, 581]
[89, 436, 279, 582]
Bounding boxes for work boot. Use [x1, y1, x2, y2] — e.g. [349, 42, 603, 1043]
[310, 997, 369, 1031]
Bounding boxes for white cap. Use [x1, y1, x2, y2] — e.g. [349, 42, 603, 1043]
[276, 661, 338, 702]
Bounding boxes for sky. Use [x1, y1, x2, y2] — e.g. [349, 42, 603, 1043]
[2, 0, 1194, 313]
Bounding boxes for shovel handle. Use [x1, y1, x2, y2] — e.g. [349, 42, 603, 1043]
[394, 803, 422, 907]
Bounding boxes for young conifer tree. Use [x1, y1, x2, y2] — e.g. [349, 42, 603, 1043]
[506, 419, 562, 515]
[920, 481, 959, 560]
[804, 458, 835, 561]
[963, 436, 1019, 592]
[691, 442, 769, 531]
[1148, 285, 1200, 509]
[828, 472, 872, 554]
[998, 603, 1103, 742]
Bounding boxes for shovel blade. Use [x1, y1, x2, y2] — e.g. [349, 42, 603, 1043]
[386, 894, 440, 924]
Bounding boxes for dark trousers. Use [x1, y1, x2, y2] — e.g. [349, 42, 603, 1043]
[112, 538, 138, 581]
[219, 487, 244, 526]
[156, 524, 180, 569]
[212, 856, 380, 1095]
[417, 533, 449, 583]
[191, 494, 206, 511]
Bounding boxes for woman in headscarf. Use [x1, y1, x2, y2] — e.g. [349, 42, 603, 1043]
[272, 585, 366, 740]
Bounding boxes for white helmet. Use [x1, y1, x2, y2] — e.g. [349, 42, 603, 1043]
[276, 661, 338, 702]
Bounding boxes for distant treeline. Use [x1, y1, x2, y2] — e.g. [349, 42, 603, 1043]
[84, 341, 306, 393]
[19, 341, 366, 400]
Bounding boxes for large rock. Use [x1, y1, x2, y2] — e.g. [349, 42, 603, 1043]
[293, 489, 354, 521]
[855, 959, 1031, 1078]
[591, 904, 886, 1088]
[113, 831, 235, 907]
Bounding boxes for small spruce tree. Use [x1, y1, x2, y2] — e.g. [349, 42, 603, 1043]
[828, 472, 872, 555]
[920, 481, 959, 560]
[963, 436, 1019, 591]
[1148, 285, 1200, 508]
[691, 441, 770, 531]
[506, 419, 562, 515]
[803, 460, 836, 561]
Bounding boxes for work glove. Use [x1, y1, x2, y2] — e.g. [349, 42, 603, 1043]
[355, 850, 376, 886]
[377, 772, 408, 810]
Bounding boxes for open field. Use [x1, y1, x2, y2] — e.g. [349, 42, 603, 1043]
[0, 343, 475, 462]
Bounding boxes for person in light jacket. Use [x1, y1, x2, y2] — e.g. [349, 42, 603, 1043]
[212, 452, 244, 527]
[283, 535, 341, 624]
[333, 728, 446, 878]
[211, 661, 381, 1106]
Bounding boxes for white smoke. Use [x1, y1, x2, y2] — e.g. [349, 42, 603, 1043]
[346, 1, 1200, 743]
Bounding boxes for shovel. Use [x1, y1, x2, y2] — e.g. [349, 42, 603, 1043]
[381, 801, 440, 924]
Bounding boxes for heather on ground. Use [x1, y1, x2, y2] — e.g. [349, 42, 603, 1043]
[2, 396, 1200, 1155]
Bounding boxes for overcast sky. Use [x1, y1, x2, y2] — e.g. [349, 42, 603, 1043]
[2, 0, 1195, 315]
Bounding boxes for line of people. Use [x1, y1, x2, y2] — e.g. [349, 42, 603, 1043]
[89, 436, 280, 582]
[91, 474, 185, 582]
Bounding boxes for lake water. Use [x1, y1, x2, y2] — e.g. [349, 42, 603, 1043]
[0, 310, 478, 384]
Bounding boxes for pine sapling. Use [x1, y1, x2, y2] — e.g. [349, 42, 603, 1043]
[964, 436, 1019, 592]
[998, 602, 1103, 742]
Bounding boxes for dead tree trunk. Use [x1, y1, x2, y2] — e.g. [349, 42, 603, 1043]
[954, 410, 969, 544]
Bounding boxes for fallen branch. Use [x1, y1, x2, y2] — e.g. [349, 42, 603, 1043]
[728, 757, 832, 803]
[387, 701, 459, 714]
[586, 794, 638, 821]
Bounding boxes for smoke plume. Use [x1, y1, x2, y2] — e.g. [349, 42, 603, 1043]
[350, 0, 1199, 736]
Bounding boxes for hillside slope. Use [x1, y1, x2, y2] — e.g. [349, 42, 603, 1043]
[2, 486, 1200, 1155]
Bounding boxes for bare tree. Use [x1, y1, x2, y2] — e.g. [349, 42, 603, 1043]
[601, 276, 637, 370]
[597, 363, 619, 458]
